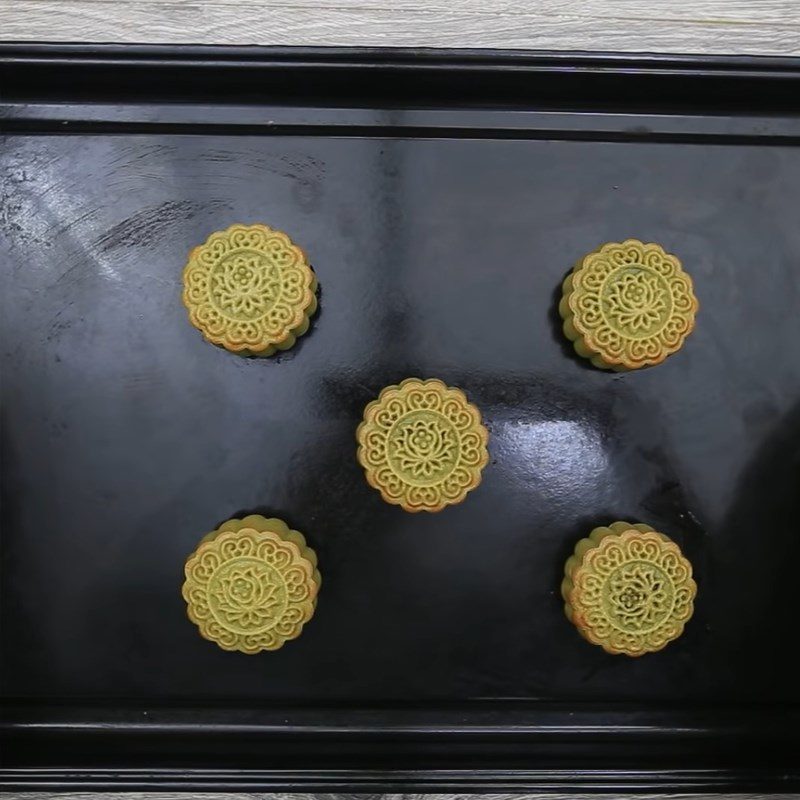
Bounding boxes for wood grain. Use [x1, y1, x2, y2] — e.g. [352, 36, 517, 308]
[5, 794, 800, 800]
[1, 0, 799, 54]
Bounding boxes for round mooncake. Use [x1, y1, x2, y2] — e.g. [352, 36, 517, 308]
[356, 378, 489, 513]
[560, 239, 698, 370]
[562, 521, 696, 656]
[182, 223, 317, 356]
[182, 515, 320, 653]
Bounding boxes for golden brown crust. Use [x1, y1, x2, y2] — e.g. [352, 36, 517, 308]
[182, 515, 319, 653]
[182, 223, 317, 356]
[356, 378, 489, 513]
[563, 522, 696, 656]
[560, 240, 698, 370]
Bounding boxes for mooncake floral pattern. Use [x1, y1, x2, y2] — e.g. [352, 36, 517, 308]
[211, 254, 282, 320]
[183, 524, 318, 653]
[605, 270, 668, 333]
[565, 526, 696, 656]
[393, 417, 457, 480]
[212, 562, 286, 630]
[356, 378, 489, 512]
[606, 561, 671, 631]
[182, 223, 317, 356]
[561, 239, 698, 370]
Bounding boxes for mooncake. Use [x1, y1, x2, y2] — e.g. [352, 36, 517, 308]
[356, 378, 489, 513]
[182, 515, 320, 653]
[182, 223, 317, 356]
[562, 521, 696, 656]
[560, 239, 698, 370]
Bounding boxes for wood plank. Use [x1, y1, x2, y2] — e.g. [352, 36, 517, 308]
[0, 0, 798, 54]
[4, 793, 795, 800]
[5, 794, 797, 800]
[5, 0, 795, 22]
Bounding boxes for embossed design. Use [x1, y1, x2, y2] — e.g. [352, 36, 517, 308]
[560, 239, 698, 370]
[606, 561, 671, 632]
[356, 378, 489, 513]
[182, 223, 317, 356]
[563, 523, 696, 656]
[210, 561, 286, 630]
[605, 270, 668, 334]
[392, 416, 458, 480]
[182, 516, 319, 653]
[210, 254, 282, 320]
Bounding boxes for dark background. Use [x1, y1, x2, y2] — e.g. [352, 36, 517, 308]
[2, 130, 799, 705]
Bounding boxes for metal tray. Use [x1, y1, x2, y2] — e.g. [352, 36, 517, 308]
[1, 44, 800, 792]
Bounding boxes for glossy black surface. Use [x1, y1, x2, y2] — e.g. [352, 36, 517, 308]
[1, 44, 800, 791]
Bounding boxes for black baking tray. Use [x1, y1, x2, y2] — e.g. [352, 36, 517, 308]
[1, 44, 800, 792]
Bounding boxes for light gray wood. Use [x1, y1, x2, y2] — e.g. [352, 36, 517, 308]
[0, 792, 796, 800]
[3, 793, 799, 800]
[1, 0, 799, 54]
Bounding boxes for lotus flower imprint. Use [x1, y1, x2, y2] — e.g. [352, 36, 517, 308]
[605, 271, 668, 334]
[212, 255, 282, 320]
[214, 564, 284, 629]
[393, 418, 456, 479]
[607, 562, 670, 631]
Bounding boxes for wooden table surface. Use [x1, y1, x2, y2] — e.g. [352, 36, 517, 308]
[1, 2, 799, 799]
[1, 0, 799, 53]
[4, 792, 800, 800]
